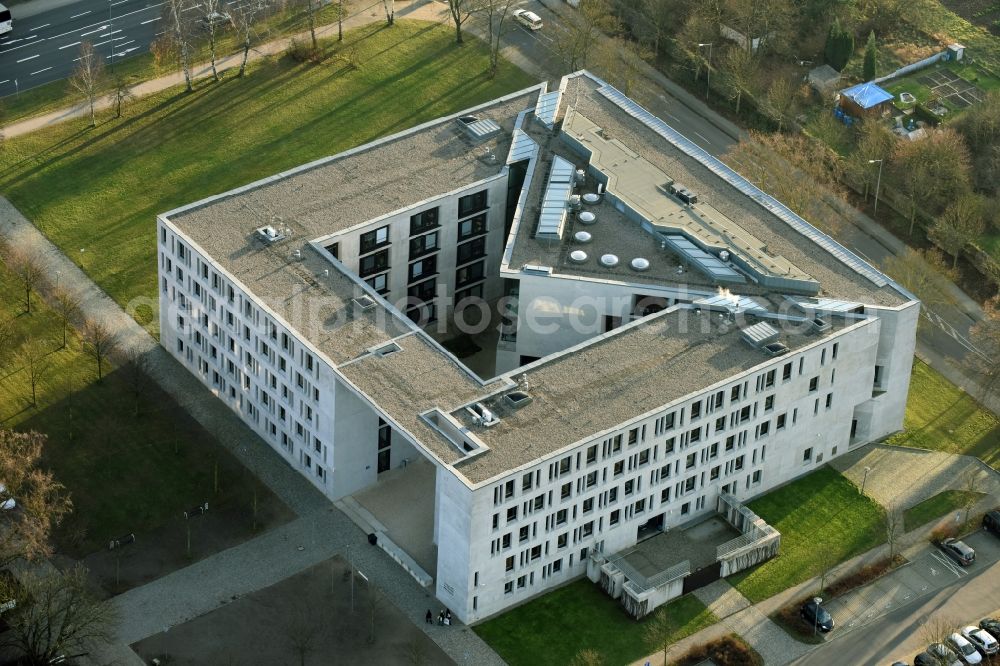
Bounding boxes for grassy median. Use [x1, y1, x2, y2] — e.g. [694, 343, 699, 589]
[0, 20, 535, 335]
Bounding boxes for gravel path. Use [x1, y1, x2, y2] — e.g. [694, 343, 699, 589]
[0, 197, 504, 664]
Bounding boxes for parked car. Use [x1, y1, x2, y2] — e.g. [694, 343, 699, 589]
[512, 9, 543, 30]
[927, 642, 963, 666]
[799, 599, 834, 632]
[984, 509, 1000, 538]
[962, 626, 999, 656]
[980, 618, 1000, 641]
[947, 633, 982, 665]
[938, 538, 976, 566]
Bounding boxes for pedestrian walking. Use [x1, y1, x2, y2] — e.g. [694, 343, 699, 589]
[425, 609, 433, 624]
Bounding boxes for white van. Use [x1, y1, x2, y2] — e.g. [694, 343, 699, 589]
[0, 3, 13, 40]
[512, 9, 543, 31]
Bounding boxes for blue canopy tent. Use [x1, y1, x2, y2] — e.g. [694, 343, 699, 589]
[838, 82, 894, 116]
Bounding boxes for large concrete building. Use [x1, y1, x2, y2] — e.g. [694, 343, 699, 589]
[157, 72, 918, 623]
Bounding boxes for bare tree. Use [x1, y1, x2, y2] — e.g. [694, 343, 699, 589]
[338, 0, 344, 41]
[929, 193, 985, 269]
[202, 0, 227, 82]
[891, 127, 973, 235]
[0, 430, 72, 568]
[884, 502, 904, 562]
[120, 345, 152, 417]
[881, 247, 956, 309]
[68, 42, 107, 127]
[590, 37, 648, 96]
[1, 565, 117, 664]
[961, 467, 982, 525]
[7, 248, 45, 315]
[109, 73, 137, 119]
[448, 0, 480, 44]
[642, 608, 676, 666]
[81, 318, 118, 381]
[232, 0, 261, 77]
[850, 118, 897, 201]
[51, 287, 82, 349]
[366, 582, 384, 645]
[816, 546, 838, 595]
[970, 295, 1000, 397]
[483, 0, 517, 78]
[382, 0, 394, 26]
[15, 339, 51, 408]
[552, 0, 618, 71]
[306, 0, 320, 50]
[282, 601, 322, 666]
[718, 45, 758, 114]
[636, 0, 681, 58]
[920, 613, 959, 647]
[761, 76, 795, 131]
[0, 320, 14, 371]
[165, 0, 195, 92]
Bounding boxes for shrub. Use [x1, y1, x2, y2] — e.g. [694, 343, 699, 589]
[930, 523, 958, 543]
[674, 634, 763, 666]
[286, 37, 323, 63]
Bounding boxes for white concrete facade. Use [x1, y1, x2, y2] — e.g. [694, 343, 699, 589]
[156, 72, 919, 626]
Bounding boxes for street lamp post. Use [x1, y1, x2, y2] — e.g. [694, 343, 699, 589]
[861, 465, 872, 496]
[868, 159, 883, 217]
[698, 43, 713, 99]
[813, 597, 823, 636]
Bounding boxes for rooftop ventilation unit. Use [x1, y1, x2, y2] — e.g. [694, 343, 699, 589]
[351, 295, 377, 312]
[575, 169, 586, 185]
[668, 183, 698, 205]
[763, 342, 790, 356]
[467, 402, 500, 428]
[536, 156, 576, 240]
[457, 115, 502, 142]
[740, 321, 780, 349]
[630, 257, 650, 272]
[504, 391, 533, 409]
[568, 195, 582, 211]
[371, 341, 402, 357]
[255, 225, 285, 244]
[812, 317, 832, 333]
[578, 211, 597, 225]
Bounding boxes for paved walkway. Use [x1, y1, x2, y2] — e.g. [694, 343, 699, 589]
[1, 0, 451, 138]
[0, 196, 504, 664]
[831, 444, 1000, 511]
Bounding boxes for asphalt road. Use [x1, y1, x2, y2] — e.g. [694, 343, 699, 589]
[795, 530, 1000, 666]
[0, 0, 165, 95]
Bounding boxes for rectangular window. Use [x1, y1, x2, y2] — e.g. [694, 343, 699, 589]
[684, 477, 696, 492]
[409, 207, 439, 235]
[407, 278, 436, 302]
[685, 453, 696, 469]
[359, 226, 389, 254]
[803, 447, 813, 462]
[586, 445, 598, 464]
[556, 509, 568, 525]
[825, 393, 833, 409]
[455, 260, 485, 287]
[609, 509, 620, 526]
[409, 255, 437, 282]
[522, 472, 534, 492]
[457, 236, 487, 265]
[690, 401, 701, 419]
[366, 273, 388, 294]
[782, 362, 792, 381]
[582, 497, 594, 513]
[458, 213, 488, 240]
[359, 250, 389, 277]
[561, 483, 571, 500]
[408, 231, 439, 260]
[809, 376, 819, 392]
[664, 437, 675, 454]
[458, 190, 488, 217]
[613, 461, 624, 476]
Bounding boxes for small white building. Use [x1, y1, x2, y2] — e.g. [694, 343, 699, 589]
[157, 71, 918, 624]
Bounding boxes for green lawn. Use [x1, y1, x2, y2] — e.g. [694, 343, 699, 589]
[727, 466, 885, 603]
[0, 261, 270, 557]
[889, 359, 1000, 471]
[904, 490, 986, 531]
[473, 580, 717, 666]
[0, 20, 535, 335]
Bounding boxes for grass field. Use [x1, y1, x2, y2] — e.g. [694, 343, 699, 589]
[727, 466, 886, 603]
[889, 359, 1000, 471]
[0, 20, 535, 335]
[903, 490, 985, 531]
[473, 580, 717, 666]
[0, 260, 272, 557]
